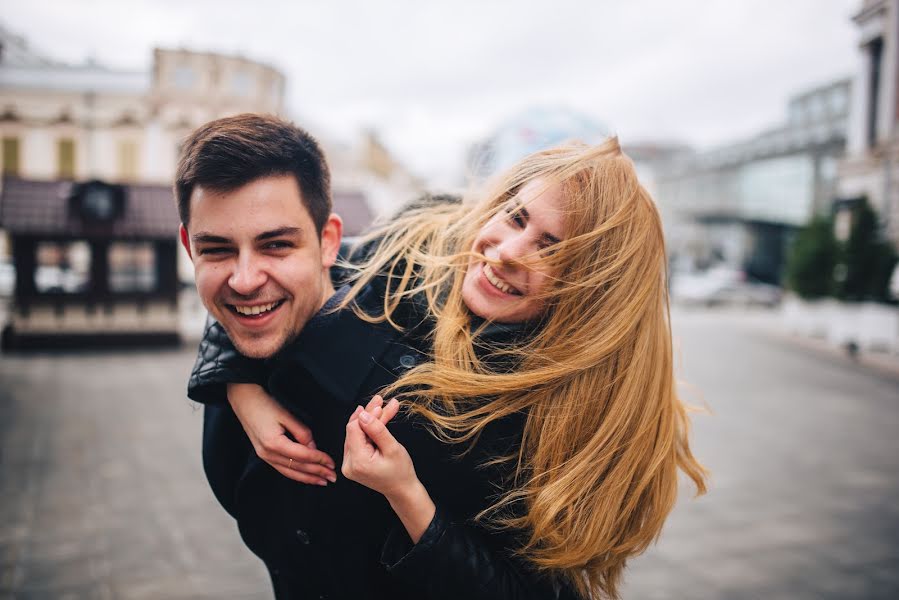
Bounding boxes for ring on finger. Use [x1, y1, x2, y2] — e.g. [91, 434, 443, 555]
[288, 458, 294, 469]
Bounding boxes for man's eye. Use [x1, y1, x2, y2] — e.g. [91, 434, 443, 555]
[264, 241, 292, 250]
[199, 247, 231, 256]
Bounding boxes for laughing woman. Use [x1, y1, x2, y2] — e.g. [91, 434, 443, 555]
[192, 138, 707, 600]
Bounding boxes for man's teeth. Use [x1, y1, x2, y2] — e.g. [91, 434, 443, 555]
[483, 264, 519, 295]
[234, 302, 279, 316]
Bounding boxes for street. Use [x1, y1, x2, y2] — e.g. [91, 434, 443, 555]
[1, 309, 897, 599]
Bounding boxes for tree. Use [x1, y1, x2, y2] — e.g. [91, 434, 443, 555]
[785, 216, 838, 299]
[835, 199, 898, 302]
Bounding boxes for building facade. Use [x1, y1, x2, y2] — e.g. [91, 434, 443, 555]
[839, 0, 899, 243]
[653, 79, 851, 283]
[0, 28, 285, 186]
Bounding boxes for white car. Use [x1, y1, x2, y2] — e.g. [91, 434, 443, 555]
[671, 267, 782, 307]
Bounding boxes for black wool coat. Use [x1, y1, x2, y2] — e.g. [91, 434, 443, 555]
[188, 279, 578, 600]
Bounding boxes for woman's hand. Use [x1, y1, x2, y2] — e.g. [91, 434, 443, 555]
[342, 396, 436, 543]
[342, 396, 409, 497]
[227, 383, 337, 485]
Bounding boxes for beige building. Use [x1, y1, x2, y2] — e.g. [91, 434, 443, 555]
[0, 27, 284, 186]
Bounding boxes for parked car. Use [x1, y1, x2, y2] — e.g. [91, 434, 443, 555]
[671, 266, 782, 307]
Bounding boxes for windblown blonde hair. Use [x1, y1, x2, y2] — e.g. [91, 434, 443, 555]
[339, 138, 707, 599]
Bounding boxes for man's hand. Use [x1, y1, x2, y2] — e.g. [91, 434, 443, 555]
[227, 383, 337, 486]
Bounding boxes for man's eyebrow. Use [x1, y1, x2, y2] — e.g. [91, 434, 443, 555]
[190, 227, 304, 245]
[255, 227, 303, 242]
[191, 233, 231, 245]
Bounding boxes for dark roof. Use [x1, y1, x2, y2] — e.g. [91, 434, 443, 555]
[0, 176, 376, 238]
[0, 177, 178, 238]
[333, 189, 374, 236]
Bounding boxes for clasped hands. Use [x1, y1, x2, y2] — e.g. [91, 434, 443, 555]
[228, 384, 437, 542]
[226, 384, 414, 492]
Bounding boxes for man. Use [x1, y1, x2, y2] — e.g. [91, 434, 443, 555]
[178, 114, 437, 598]
[178, 115, 567, 600]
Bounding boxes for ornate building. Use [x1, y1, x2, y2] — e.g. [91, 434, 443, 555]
[0, 28, 284, 186]
[838, 0, 899, 243]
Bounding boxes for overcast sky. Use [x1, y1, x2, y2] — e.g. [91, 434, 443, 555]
[3, 0, 859, 183]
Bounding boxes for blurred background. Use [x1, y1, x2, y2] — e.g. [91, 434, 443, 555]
[0, 0, 897, 598]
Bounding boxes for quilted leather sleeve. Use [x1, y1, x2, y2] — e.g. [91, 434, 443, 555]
[187, 316, 267, 404]
[381, 505, 579, 600]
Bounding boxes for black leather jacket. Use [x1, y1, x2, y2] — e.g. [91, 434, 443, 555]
[188, 276, 579, 599]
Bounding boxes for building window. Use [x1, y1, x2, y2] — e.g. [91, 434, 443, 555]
[2, 136, 20, 175]
[867, 37, 883, 149]
[58, 138, 76, 179]
[118, 140, 139, 181]
[269, 78, 281, 101]
[172, 65, 196, 89]
[829, 86, 848, 115]
[109, 242, 157, 293]
[34, 241, 91, 294]
[230, 71, 253, 97]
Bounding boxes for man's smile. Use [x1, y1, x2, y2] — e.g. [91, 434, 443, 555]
[225, 299, 287, 323]
[228, 300, 286, 316]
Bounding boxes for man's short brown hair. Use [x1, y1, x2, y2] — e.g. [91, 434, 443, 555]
[175, 114, 331, 235]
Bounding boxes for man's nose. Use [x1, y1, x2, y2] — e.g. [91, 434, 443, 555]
[228, 255, 267, 295]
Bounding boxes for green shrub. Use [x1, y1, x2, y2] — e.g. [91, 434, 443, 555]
[835, 199, 898, 302]
[785, 216, 838, 299]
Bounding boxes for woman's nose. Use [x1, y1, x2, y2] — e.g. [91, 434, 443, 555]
[496, 234, 534, 266]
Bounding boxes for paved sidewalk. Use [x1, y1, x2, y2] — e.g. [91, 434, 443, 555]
[0, 348, 270, 599]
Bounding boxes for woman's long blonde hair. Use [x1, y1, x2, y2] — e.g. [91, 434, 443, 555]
[339, 138, 707, 599]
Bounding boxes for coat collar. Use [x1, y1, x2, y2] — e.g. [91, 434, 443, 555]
[266, 284, 405, 407]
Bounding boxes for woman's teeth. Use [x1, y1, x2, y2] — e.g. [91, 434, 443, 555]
[483, 264, 520, 295]
[234, 301, 280, 316]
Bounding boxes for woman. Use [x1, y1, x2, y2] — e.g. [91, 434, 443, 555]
[194, 138, 707, 599]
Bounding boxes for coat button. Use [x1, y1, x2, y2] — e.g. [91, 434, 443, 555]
[399, 354, 416, 368]
[295, 529, 310, 545]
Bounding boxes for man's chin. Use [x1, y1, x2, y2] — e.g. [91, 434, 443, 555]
[225, 330, 289, 359]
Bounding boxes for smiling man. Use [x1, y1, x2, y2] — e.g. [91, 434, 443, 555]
[175, 115, 352, 590]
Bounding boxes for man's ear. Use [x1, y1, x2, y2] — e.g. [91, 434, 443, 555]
[179, 224, 193, 260]
[320, 213, 343, 269]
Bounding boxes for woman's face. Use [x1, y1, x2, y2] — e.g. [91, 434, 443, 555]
[461, 178, 566, 323]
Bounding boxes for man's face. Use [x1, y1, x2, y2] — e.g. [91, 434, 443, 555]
[181, 175, 341, 358]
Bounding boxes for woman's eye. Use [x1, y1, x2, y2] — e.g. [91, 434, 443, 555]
[539, 244, 559, 257]
[504, 207, 526, 228]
